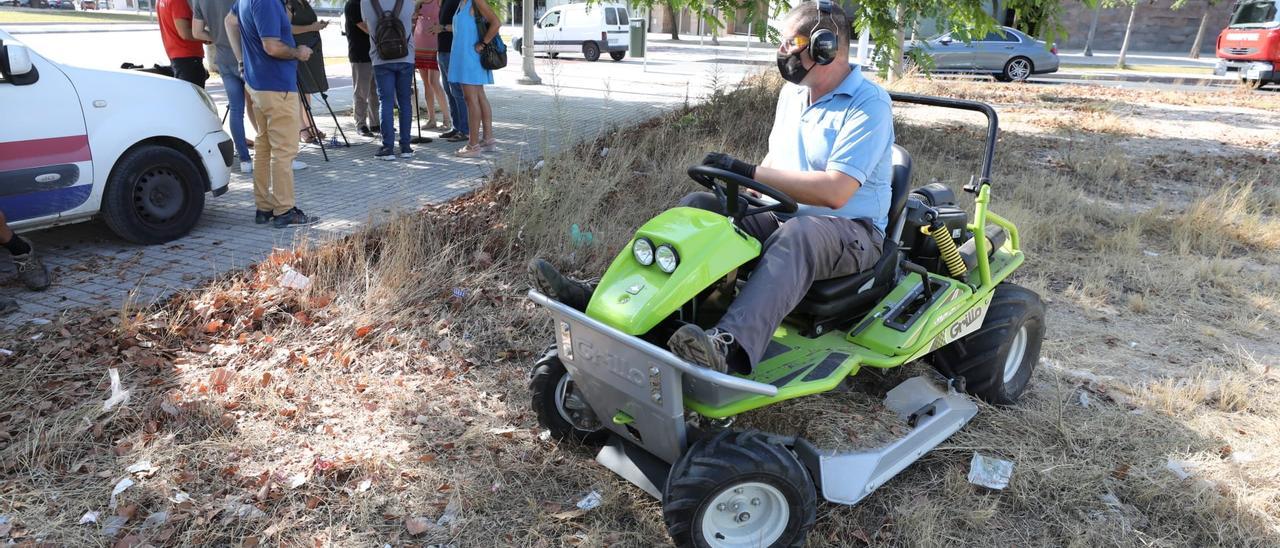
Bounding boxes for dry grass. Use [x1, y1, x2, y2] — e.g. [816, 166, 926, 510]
[2, 74, 1279, 546]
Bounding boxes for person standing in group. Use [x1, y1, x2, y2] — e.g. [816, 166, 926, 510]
[289, 0, 330, 145]
[412, 0, 449, 130]
[430, 0, 468, 142]
[158, 0, 210, 88]
[360, 0, 419, 160]
[446, 0, 498, 157]
[192, 0, 258, 173]
[226, 0, 319, 228]
[344, 0, 381, 137]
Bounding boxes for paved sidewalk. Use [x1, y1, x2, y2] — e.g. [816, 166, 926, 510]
[0, 54, 762, 325]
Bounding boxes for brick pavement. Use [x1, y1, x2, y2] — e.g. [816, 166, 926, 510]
[0, 53, 762, 326]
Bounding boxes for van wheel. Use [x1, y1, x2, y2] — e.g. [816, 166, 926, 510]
[609, 51, 625, 62]
[582, 41, 601, 62]
[101, 144, 205, 245]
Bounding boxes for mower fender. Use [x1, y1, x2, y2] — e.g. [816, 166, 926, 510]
[587, 207, 760, 335]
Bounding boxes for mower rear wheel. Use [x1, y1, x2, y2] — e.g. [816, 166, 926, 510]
[663, 430, 816, 548]
[531, 352, 607, 445]
[931, 283, 1045, 405]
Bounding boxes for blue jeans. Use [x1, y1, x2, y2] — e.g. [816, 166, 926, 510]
[436, 52, 468, 134]
[218, 61, 251, 161]
[374, 62, 414, 149]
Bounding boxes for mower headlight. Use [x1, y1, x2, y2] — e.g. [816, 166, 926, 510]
[655, 244, 679, 273]
[632, 237, 655, 266]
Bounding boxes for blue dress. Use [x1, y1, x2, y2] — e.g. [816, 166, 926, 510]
[448, 0, 494, 85]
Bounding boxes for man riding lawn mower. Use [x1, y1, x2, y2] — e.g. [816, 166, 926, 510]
[525, 2, 1046, 546]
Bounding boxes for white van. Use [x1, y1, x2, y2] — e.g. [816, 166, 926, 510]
[515, 2, 631, 62]
[0, 29, 231, 245]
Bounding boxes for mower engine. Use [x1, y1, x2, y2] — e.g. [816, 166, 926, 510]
[900, 183, 972, 276]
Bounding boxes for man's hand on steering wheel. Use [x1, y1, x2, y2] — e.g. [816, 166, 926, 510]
[702, 152, 757, 180]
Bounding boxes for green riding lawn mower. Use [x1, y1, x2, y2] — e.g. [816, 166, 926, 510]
[527, 94, 1046, 547]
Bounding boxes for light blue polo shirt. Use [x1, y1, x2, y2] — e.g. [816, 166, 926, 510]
[767, 65, 894, 232]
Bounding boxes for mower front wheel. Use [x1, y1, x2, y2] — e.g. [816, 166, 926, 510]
[663, 430, 816, 548]
[531, 352, 608, 445]
[932, 283, 1045, 405]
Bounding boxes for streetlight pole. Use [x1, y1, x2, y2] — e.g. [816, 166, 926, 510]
[518, 0, 541, 84]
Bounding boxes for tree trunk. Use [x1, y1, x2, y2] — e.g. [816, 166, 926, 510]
[710, 8, 719, 46]
[1190, 6, 1210, 59]
[1083, 3, 1102, 56]
[889, 5, 907, 83]
[1116, 3, 1138, 69]
[667, 2, 680, 41]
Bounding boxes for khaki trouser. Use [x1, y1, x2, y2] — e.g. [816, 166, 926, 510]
[351, 62, 380, 128]
[247, 87, 300, 216]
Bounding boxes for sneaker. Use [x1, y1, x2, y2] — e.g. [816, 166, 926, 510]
[369, 125, 381, 134]
[358, 125, 374, 137]
[439, 129, 460, 139]
[292, 160, 308, 171]
[527, 258, 594, 311]
[375, 146, 396, 160]
[11, 240, 51, 291]
[0, 297, 17, 316]
[667, 324, 734, 374]
[399, 145, 414, 158]
[446, 131, 469, 143]
[255, 209, 274, 225]
[271, 207, 319, 228]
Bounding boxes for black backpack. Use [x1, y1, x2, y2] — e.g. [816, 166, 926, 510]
[370, 0, 408, 60]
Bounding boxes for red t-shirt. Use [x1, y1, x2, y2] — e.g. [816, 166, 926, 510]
[158, 0, 205, 60]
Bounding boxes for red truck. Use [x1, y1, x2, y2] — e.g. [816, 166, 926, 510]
[1214, 0, 1280, 88]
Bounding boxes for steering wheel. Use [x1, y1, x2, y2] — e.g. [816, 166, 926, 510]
[686, 165, 799, 220]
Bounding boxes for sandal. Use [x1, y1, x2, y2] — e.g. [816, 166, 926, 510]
[455, 145, 483, 158]
[481, 138, 497, 150]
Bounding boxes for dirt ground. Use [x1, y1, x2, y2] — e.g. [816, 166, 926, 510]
[1, 75, 1277, 547]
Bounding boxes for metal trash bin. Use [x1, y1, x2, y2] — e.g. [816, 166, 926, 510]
[630, 19, 646, 58]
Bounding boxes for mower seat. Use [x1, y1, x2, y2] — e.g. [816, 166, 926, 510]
[789, 145, 913, 324]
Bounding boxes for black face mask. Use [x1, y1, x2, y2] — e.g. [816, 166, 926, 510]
[777, 48, 814, 85]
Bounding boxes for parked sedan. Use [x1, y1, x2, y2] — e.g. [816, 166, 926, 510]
[906, 26, 1059, 82]
[47, 0, 76, 8]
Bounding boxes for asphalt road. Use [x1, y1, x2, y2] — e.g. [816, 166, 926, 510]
[6, 23, 1267, 95]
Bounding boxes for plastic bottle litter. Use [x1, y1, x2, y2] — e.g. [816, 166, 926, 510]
[967, 452, 1014, 490]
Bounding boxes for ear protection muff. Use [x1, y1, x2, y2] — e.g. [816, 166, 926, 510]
[809, 0, 838, 66]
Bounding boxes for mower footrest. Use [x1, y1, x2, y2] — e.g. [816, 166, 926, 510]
[794, 376, 978, 505]
[597, 435, 670, 500]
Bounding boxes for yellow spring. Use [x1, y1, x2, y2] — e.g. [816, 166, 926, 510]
[922, 224, 968, 279]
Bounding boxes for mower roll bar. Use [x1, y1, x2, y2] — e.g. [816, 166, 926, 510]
[888, 92, 999, 188]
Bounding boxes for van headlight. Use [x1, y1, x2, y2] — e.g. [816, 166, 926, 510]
[655, 244, 679, 273]
[195, 86, 217, 116]
[632, 237, 654, 266]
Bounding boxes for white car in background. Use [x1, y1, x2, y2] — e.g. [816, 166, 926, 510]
[514, 2, 631, 62]
[0, 29, 231, 244]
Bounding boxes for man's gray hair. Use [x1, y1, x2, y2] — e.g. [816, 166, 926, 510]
[785, 1, 850, 45]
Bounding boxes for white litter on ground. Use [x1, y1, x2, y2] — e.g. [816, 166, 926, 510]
[968, 452, 1015, 490]
[102, 368, 131, 412]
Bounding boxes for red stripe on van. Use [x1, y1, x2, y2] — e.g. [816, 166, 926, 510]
[0, 135, 92, 172]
